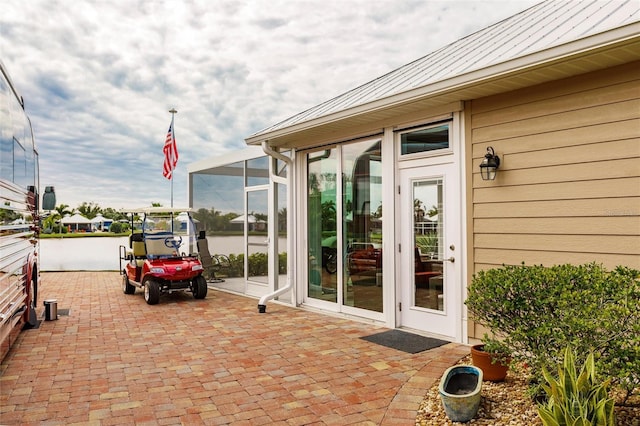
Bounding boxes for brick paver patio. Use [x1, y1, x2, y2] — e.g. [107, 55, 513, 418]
[0, 272, 467, 425]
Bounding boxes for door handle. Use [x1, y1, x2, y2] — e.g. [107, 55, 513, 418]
[434, 257, 455, 263]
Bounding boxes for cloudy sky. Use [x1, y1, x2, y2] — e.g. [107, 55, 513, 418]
[2, 0, 539, 210]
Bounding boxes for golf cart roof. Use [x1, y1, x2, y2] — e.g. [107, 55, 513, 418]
[120, 207, 192, 214]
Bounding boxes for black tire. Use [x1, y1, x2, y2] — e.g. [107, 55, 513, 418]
[325, 256, 337, 274]
[192, 275, 208, 299]
[123, 273, 135, 294]
[144, 280, 160, 305]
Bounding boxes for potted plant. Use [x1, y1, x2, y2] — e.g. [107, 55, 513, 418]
[470, 335, 511, 382]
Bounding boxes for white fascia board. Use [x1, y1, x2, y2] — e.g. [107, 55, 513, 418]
[245, 22, 640, 147]
[187, 145, 265, 173]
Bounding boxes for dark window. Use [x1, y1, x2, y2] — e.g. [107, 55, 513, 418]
[400, 123, 449, 155]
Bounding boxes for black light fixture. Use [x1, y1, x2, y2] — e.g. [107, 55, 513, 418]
[479, 146, 500, 181]
[42, 186, 56, 211]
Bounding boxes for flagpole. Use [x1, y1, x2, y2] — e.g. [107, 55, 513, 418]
[169, 108, 177, 208]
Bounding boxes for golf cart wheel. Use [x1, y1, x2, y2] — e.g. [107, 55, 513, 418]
[325, 257, 337, 274]
[144, 280, 160, 305]
[122, 273, 135, 294]
[192, 275, 208, 299]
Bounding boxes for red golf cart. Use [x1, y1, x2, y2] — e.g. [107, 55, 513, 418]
[119, 208, 207, 305]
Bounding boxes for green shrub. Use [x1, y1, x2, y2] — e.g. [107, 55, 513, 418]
[465, 263, 639, 399]
[279, 252, 287, 274]
[537, 346, 615, 426]
[248, 252, 268, 276]
[109, 222, 125, 233]
[225, 254, 244, 277]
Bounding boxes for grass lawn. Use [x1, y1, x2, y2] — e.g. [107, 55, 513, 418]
[40, 232, 130, 238]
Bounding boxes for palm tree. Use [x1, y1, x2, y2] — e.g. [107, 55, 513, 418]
[193, 207, 222, 232]
[77, 202, 101, 219]
[52, 204, 71, 233]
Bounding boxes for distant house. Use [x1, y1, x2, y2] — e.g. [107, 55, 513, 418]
[91, 213, 113, 231]
[61, 213, 92, 232]
[190, 0, 640, 343]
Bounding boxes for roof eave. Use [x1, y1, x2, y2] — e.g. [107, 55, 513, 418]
[245, 22, 640, 148]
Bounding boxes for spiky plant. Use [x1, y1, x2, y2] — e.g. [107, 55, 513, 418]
[537, 346, 615, 426]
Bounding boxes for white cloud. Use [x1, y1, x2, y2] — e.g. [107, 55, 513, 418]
[1, 0, 539, 210]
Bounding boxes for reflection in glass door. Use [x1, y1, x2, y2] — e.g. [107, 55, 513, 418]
[413, 179, 444, 311]
[307, 149, 338, 303]
[246, 188, 269, 286]
[343, 140, 382, 312]
[305, 139, 383, 316]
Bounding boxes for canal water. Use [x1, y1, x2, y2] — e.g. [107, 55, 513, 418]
[39, 235, 285, 271]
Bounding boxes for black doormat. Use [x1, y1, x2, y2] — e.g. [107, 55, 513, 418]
[361, 329, 448, 354]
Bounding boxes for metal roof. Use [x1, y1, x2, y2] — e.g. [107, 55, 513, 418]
[247, 0, 640, 146]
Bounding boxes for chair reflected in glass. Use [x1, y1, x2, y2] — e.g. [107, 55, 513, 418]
[414, 247, 443, 310]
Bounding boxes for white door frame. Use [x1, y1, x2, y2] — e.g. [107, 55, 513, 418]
[397, 164, 461, 340]
[393, 113, 466, 342]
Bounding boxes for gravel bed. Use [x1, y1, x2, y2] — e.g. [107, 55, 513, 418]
[416, 356, 640, 425]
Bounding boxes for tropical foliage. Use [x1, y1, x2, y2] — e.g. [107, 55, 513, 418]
[76, 202, 101, 219]
[465, 263, 639, 400]
[537, 346, 615, 426]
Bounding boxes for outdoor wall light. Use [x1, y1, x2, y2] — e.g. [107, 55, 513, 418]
[479, 146, 500, 181]
[42, 186, 56, 211]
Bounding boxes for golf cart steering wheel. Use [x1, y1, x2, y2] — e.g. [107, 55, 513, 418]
[164, 236, 183, 251]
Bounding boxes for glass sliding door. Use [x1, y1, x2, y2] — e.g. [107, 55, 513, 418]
[307, 149, 338, 302]
[343, 140, 382, 312]
[306, 139, 383, 314]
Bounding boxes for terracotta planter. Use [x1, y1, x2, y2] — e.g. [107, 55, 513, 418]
[470, 344, 509, 382]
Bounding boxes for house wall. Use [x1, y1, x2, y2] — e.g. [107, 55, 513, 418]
[468, 61, 640, 339]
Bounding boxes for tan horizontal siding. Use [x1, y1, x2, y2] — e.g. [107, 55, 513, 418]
[467, 62, 640, 339]
[471, 61, 640, 115]
[473, 249, 639, 270]
[475, 216, 640, 236]
[475, 234, 639, 254]
[499, 141, 638, 169]
[468, 62, 640, 340]
[473, 156, 638, 187]
[473, 99, 639, 143]
[471, 119, 639, 158]
[473, 79, 640, 129]
[474, 197, 640, 218]
[474, 177, 640, 203]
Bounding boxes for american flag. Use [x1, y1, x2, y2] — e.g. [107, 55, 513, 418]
[162, 118, 178, 179]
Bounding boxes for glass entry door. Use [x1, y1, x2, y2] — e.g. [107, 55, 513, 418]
[398, 163, 460, 339]
[245, 187, 269, 296]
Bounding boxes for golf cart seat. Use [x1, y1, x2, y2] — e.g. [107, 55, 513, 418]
[130, 232, 146, 266]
